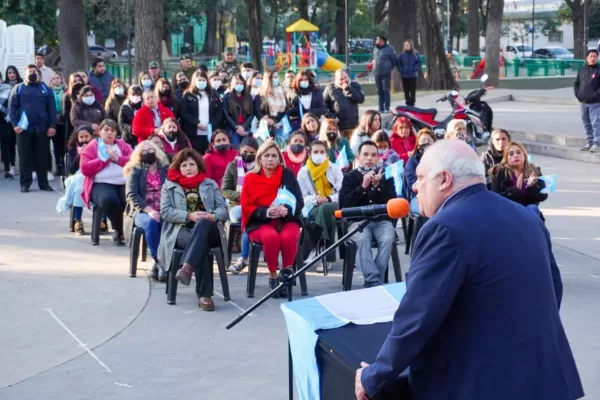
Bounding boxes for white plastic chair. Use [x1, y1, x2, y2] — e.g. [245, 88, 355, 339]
[5, 24, 35, 54]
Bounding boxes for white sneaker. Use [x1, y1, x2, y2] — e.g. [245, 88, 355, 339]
[9, 166, 15, 176]
[32, 172, 37, 181]
[47, 172, 54, 181]
[590, 144, 599, 153]
[316, 264, 324, 273]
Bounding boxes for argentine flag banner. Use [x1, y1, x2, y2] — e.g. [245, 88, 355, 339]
[539, 174, 557, 194]
[272, 185, 297, 214]
[335, 145, 348, 168]
[384, 160, 404, 196]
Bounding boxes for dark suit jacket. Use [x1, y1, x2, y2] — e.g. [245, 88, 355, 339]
[361, 184, 583, 400]
[179, 91, 224, 138]
[9, 82, 57, 133]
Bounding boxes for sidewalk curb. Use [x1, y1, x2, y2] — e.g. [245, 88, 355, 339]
[510, 131, 600, 163]
[509, 94, 579, 106]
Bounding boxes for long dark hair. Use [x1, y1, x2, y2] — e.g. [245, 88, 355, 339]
[206, 129, 230, 153]
[227, 73, 253, 116]
[3, 65, 23, 84]
[162, 117, 191, 151]
[67, 125, 95, 150]
[67, 73, 84, 97]
[184, 70, 215, 99]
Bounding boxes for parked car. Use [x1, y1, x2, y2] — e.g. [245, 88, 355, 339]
[530, 46, 574, 60]
[121, 47, 136, 57]
[89, 45, 118, 59]
[505, 44, 533, 58]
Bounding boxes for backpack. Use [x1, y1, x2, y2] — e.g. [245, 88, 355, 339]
[15, 82, 49, 97]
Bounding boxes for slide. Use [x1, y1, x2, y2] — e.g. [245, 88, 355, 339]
[317, 50, 345, 72]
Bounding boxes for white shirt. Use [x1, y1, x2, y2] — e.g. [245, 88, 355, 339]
[197, 93, 210, 135]
[94, 144, 125, 185]
[299, 93, 312, 111]
[39, 65, 54, 86]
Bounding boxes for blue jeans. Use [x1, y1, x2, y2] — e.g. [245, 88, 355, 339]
[375, 74, 391, 110]
[580, 102, 600, 145]
[229, 205, 249, 259]
[134, 212, 162, 261]
[227, 129, 244, 149]
[73, 206, 83, 220]
[348, 220, 395, 286]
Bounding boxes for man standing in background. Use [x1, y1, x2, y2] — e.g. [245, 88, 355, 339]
[574, 49, 600, 153]
[372, 35, 396, 114]
[35, 53, 54, 86]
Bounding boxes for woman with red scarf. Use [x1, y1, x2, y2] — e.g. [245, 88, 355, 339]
[158, 148, 228, 311]
[241, 141, 304, 296]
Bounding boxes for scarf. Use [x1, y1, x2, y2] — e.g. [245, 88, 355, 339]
[286, 146, 306, 164]
[0, 84, 10, 121]
[52, 85, 65, 113]
[240, 166, 283, 229]
[306, 158, 333, 197]
[357, 165, 377, 174]
[167, 168, 206, 190]
[236, 157, 254, 192]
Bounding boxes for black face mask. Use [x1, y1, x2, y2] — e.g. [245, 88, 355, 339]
[165, 129, 178, 139]
[141, 152, 157, 165]
[78, 141, 89, 146]
[241, 153, 256, 163]
[160, 88, 171, 95]
[419, 143, 431, 153]
[215, 144, 229, 152]
[28, 73, 38, 83]
[327, 132, 337, 141]
[290, 144, 305, 154]
[178, 81, 189, 89]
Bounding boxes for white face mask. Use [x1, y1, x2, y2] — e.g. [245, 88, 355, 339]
[114, 87, 124, 96]
[82, 96, 95, 105]
[130, 95, 142, 104]
[211, 80, 222, 90]
[311, 154, 327, 165]
[141, 79, 153, 88]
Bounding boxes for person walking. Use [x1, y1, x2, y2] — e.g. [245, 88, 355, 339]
[574, 49, 600, 152]
[396, 39, 421, 107]
[372, 35, 396, 113]
[9, 65, 57, 192]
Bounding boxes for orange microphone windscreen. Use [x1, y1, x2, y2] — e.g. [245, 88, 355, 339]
[387, 198, 410, 219]
[334, 209, 342, 218]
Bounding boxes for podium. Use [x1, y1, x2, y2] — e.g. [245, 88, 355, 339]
[281, 283, 411, 400]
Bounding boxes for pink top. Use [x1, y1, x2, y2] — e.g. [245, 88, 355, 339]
[145, 169, 162, 211]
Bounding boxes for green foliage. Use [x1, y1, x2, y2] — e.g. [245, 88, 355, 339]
[0, 0, 59, 45]
[504, 16, 562, 45]
[453, 14, 468, 39]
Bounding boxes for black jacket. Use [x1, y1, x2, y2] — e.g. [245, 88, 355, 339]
[246, 167, 304, 234]
[286, 87, 326, 120]
[480, 145, 504, 188]
[222, 92, 255, 132]
[490, 166, 548, 207]
[118, 101, 141, 147]
[179, 91, 224, 138]
[339, 168, 397, 221]
[323, 82, 365, 130]
[9, 82, 57, 133]
[574, 63, 600, 104]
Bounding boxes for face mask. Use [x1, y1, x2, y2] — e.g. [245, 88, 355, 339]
[378, 149, 388, 155]
[242, 71, 252, 80]
[272, 78, 280, 87]
[73, 83, 84, 92]
[195, 81, 207, 90]
[165, 129, 178, 139]
[358, 165, 376, 174]
[215, 144, 229, 152]
[141, 152, 157, 165]
[327, 132, 337, 141]
[290, 144, 305, 154]
[159, 88, 171, 95]
[82, 96, 95, 105]
[114, 87, 125, 96]
[141, 79, 152, 88]
[241, 153, 256, 163]
[254, 79, 262, 88]
[178, 81, 189, 90]
[130, 96, 142, 104]
[311, 154, 326, 165]
[299, 81, 309, 89]
[419, 143, 431, 152]
[28, 73, 38, 83]
[211, 80, 222, 90]
[78, 140, 89, 146]
[234, 84, 245, 93]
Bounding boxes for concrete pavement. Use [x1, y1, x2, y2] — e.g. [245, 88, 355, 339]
[0, 153, 599, 399]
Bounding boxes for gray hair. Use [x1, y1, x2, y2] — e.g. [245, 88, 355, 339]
[424, 140, 485, 185]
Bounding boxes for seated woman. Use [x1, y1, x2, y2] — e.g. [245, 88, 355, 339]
[256, 116, 287, 149]
[118, 85, 143, 148]
[300, 112, 320, 145]
[157, 118, 191, 160]
[389, 116, 416, 165]
[240, 141, 304, 296]
[124, 139, 169, 281]
[350, 110, 381, 156]
[372, 130, 401, 168]
[318, 118, 353, 172]
[490, 142, 547, 216]
[158, 149, 228, 311]
[70, 85, 108, 131]
[222, 137, 259, 274]
[405, 128, 436, 214]
[203, 129, 237, 188]
[80, 119, 133, 245]
[132, 91, 176, 144]
[297, 140, 343, 271]
[445, 119, 476, 150]
[282, 130, 307, 176]
[481, 128, 511, 188]
[154, 77, 180, 118]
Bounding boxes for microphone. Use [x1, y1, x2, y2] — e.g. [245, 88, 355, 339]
[334, 198, 410, 220]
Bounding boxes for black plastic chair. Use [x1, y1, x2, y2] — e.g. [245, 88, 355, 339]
[226, 221, 242, 263]
[129, 226, 148, 277]
[340, 220, 403, 291]
[246, 235, 308, 298]
[91, 205, 104, 245]
[166, 223, 230, 305]
[405, 213, 428, 256]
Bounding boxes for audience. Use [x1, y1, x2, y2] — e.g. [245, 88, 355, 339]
[339, 140, 397, 287]
[159, 148, 228, 311]
[323, 69, 365, 140]
[132, 91, 176, 143]
[350, 110, 381, 155]
[390, 116, 416, 165]
[282, 130, 307, 176]
[124, 139, 169, 281]
[300, 112, 321, 144]
[65, 125, 94, 234]
[203, 129, 237, 188]
[223, 73, 255, 148]
[104, 79, 127, 124]
[154, 77, 179, 118]
[80, 119, 132, 245]
[287, 70, 326, 130]
[138, 71, 154, 92]
[240, 141, 303, 297]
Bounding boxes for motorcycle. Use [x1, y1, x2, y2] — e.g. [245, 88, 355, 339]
[393, 74, 493, 146]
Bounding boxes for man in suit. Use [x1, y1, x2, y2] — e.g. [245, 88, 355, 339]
[355, 140, 583, 400]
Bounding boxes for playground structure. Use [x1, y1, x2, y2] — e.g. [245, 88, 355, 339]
[264, 18, 344, 73]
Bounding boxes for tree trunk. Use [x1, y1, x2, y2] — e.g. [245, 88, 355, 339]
[467, 0, 480, 56]
[203, 0, 218, 55]
[272, 9, 279, 40]
[57, 0, 89, 78]
[135, 0, 164, 72]
[449, 0, 461, 52]
[567, 0, 589, 59]
[335, 0, 346, 54]
[484, 0, 504, 87]
[421, 0, 457, 89]
[298, 0, 310, 20]
[389, 0, 417, 92]
[245, 0, 263, 71]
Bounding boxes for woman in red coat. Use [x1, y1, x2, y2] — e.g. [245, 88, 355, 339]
[203, 129, 237, 188]
[390, 116, 416, 165]
[132, 91, 175, 143]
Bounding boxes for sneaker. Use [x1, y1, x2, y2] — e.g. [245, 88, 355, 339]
[590, 144, 600, 153]
[9, 166, 15, 176]
[228, 258, 247, 274]
[4, 172, 13, 179]
[581, 143, 592, 151]
[47, 172, 54, 181]
[316, 262, 331, 274]
[32, 172, 37, 181]
[74, 220, 85, 235]
[384, 108, 390, 113]
[100, 221, 108, 233]
[112, 231, 125, 246]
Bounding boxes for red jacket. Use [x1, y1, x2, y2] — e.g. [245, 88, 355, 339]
[159, 134, 191, 157]
[203, 148, 238, 188]
[390, 134, 416, 165]
[132, 104, 175, 143]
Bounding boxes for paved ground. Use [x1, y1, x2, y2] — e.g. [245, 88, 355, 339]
[0, 153, 599, 399]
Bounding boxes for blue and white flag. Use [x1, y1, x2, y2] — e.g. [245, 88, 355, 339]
[97, 138, 110, 161]
[272, 185, 297, 214]
[335, 145, 348, 168]
[384, 160, 404, 196]
[527, 154, 532, 163]
[17, 111, 29, 131]
[301, 202, 314, 218]
[280, 115, 293, 140]
[539, 174, 557, 194]
[255, 119, 270, 142]
[206, 123, 213, 143]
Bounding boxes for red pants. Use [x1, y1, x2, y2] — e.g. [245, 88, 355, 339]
[248, 220, 301, 272]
